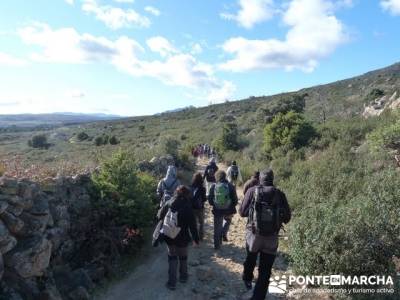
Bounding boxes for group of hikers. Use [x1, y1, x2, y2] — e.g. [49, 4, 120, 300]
[191, 143, 217, 159]
[153, 155, 291, 300]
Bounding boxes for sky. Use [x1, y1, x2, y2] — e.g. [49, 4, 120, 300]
[0, 0, 400, 116]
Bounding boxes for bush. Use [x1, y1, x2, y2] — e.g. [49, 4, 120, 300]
[28, 134, 49, 149]
[213, 122, 240, 153]
[77, 131, 89, 141]
[94, 136, 104, 146]
[109, 135, 120, 145]
[264, 111, 316, 156]
[92, 150, 157, 228]
[367, 120, 400, 151]
[158, 136, 180, 160]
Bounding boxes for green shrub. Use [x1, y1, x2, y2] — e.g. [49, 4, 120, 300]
[367, 120, 400, 151]
[28, 134, 49, 149]
[158, 136, 180, 160]
[77, 131, 89, 141]
[213, 122, 240, 153]
[92, 150, 157, 228]
[94, 136, 104, 146]
[109, 135, 120, 145]
[264, 111, 316, 156]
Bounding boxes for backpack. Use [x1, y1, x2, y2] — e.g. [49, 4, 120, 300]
[205, 164, 217, 182]
[250, 186, 282, 236]
[213, 182, 231, 210]
[191, 187, 203, 210]
[230, 165, 239, 181]
[160, 179, 177, 207]
[160, 208, 181, 239]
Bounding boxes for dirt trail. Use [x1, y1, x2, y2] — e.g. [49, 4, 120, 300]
[95, 159, 289, 300]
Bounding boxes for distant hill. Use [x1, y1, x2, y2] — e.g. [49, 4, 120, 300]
[0, 112, 122, 128]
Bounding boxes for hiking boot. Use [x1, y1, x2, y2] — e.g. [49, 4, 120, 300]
[179, 275, 188, 283]
[166, 282, 176, 291]
[222, 235, 228, 242]
[243, 280, 252, 290]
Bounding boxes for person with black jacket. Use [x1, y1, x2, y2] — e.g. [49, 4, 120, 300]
[157, 185, 200, 291]
[191, 172, 207, 240]
[240, 169, 291, 300]
[208, 170, 238, 249]
[203, 157, 219, 196]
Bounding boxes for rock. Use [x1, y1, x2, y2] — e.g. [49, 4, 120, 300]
[28, 196, 50, 216]
[71, 268, 95, 291]
[0, 177, 19, 195]
[0, 200, 8, 214]
[19, 212, 50, 237]
[1, 211, 24, 235]
[68, 286, 90, 300]
[0, 252, 4, 280]
[40, 179, 57, 194]
[196, 265, 215, 282]
[0, 219, 18, 254]
[38, 285, 63, 300]
[6, 204, 24, 217]
[46, 227, 66, 253]
[4, 235, 52, 278]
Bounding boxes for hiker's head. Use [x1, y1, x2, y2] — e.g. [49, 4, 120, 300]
[254, 171, 260, 180]
[209, 157, 216, 164]
[232, 160, 237, 166]
[166, 165, 177, 178]
[215, 170, 227, 182]
[260, 169, 274, 185]
[192, 172, 203, 186]
[176, 185, 191, 199]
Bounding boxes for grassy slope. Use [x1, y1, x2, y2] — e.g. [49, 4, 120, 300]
[0, 62, 399, 170]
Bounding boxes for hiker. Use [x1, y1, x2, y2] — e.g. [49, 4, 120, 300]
[203, 157, 218, 196]
[226, 160, 243, 186]
[243, 171, 260, 196]
[191, 172, 207, 240]
[208, 170, 238, 249]
[156, 185, 200, 290]
[240, 169, 291, 300]
[157, 165, 181, 207]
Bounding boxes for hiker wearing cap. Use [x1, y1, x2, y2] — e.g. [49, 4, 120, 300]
[208, 170, 238, 249]
[240, 169, 291, 300]
[203, 157, 218, 196]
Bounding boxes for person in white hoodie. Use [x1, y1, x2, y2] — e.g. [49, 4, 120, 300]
[226, 161, 243, 186]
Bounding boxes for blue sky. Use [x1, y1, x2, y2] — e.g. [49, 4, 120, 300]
[0, 0, 399, 116]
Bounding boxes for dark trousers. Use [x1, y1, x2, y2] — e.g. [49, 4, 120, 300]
[167, 245, 188, 286]
[243, 245, 276, 300]
[213, 214, 232, 249]
[193, 209, 205, 240]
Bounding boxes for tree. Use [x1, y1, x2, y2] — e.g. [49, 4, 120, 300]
[109, 135, 120, 145]
[214, 122, 240, 153]
[28, 134, 49, 149]
[264, 111, 316, 155]
[94, 136, 104, 146]
[158, 136, 180, 159]
[77, 131, 89, 141]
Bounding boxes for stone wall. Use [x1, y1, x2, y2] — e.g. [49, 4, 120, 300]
[0, 174, 98, 300]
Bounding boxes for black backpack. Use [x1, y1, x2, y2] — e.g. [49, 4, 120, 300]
[191, 186, 203, 210]
[249, 186, 282, 236]
[160, 179, 177, 207]
[230, 165, 239, 180]
[205, 164, 217, 181]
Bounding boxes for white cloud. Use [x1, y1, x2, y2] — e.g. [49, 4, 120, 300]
[18, 23, 234, 102]
[65, 0, 74, 5]
[0, 52, 27, 66]
[82, 0, 150, 29]
[68, 89, 86, 98]
[207, 81, 237, 103]
[220, 0, 348, 72]
[220, 0, 275, 29]
[145, 6, 161, 16]
[381, 0, 400, 15]
[191, 43, 203, 55]
[146, 36, 178, 57]
[114, 0, 134, 3]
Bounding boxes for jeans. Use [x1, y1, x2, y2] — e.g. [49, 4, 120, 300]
[193, 208, 205, 240]
[166, 245, 188, 285]
[213, 214, 232, 249]
[243, 245, 276, 300]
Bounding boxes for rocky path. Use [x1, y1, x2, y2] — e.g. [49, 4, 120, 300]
[96, 160, 289, 300]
